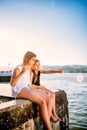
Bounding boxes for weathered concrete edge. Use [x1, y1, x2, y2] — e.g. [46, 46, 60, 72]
[0, 98, 36, 129]
[0, 99, 30, 110]
[0, 90, 69, 130]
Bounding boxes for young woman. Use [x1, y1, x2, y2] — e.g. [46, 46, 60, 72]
[30, 59, 63, 122]
[10, 51, 53, 130]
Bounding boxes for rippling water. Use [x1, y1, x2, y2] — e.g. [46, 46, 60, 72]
[0, 73, 87, 130]
[40, 73, 87, 130]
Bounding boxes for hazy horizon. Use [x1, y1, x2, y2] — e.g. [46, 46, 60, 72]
[0, 64, 87, 68]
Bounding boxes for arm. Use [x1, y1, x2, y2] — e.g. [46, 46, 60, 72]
[10, 67, 26, 87]
[40, 69, 64, 74]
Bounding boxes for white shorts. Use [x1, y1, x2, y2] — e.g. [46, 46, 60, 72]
[12, 84, 32, 98]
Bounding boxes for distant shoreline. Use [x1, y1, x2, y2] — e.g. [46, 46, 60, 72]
[42, 65, 87, 73]
[0, 65, 87, 73]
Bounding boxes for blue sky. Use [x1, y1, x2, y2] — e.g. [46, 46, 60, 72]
[0, 0, 87, 66]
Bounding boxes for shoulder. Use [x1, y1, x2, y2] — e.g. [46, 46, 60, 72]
[13, 64, 22, 73]
[15, 64, 22, 71]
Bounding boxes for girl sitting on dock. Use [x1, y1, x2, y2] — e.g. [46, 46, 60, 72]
[10, 51, 55, 130]
[30, 59, 63, 122]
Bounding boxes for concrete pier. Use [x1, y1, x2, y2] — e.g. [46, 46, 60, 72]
[0, 89, 69, 130]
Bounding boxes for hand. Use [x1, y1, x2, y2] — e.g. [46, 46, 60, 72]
[41, 86, 47, 90]
[58, 69, 64, 73]
[21, 66, 27, 74]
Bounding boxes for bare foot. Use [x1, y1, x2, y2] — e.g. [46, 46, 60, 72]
[53, 112, 59, 119]
[52, 111, 61, 121]
[51, 114, 61, 123]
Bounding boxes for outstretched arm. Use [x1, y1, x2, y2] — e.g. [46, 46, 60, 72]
[40, 69, 64, 74]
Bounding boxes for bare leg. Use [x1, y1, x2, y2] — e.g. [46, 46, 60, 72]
[46, 90, 60, 120]
[35, 89, 60, 122]
[17, 87, 52, 130]
[33, 89, 53, 119]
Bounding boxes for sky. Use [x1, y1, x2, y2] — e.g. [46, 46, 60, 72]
[0, 0, 87, 67]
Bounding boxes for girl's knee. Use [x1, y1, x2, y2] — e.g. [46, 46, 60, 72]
[46, 91, 50, 96]
[39, 99, 46, 106]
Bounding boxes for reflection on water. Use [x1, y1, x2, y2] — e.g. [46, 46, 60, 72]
[76, 74, 84, 82]
[40, 73, 87, 130]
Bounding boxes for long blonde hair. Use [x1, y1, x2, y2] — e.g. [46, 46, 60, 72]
[23, 51, 36, 64]
[33, 59, 40, 65]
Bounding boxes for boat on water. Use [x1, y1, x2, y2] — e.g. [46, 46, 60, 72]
[0, 66, 13, 82]
[0, 70, 12, 82]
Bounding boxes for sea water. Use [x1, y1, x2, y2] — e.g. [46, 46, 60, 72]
[40, 73, 87, 130]
[0, 73, 87, 130]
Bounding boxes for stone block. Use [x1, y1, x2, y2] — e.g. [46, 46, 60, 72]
[0, 89, 69, 130]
